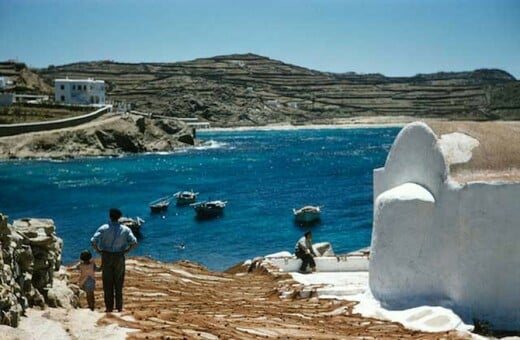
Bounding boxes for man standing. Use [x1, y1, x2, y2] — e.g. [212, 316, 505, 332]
[91, 208, 137, 312]
[294, 231, 317, 274]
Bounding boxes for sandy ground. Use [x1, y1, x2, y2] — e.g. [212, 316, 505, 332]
[2, 308, 134, 340]
[205, 115, 422, 131]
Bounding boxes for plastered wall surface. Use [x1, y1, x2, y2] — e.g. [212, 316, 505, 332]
[370, 122, 520, 331]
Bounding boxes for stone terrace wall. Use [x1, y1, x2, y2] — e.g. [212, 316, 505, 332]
[0, 214, 77, 327]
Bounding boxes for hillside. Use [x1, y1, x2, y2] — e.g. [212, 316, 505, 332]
[0, 61, 53, 94]
[36, 54, 520, 127]
[0, 54, 517, 127]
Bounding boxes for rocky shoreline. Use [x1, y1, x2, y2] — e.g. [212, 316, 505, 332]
[0, 112, 196, 160]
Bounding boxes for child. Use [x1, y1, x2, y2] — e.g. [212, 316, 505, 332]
[77, 249, 97, 311]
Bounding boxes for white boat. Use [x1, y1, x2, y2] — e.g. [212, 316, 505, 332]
[191, 200, 226, 218]
[174, 190, 199, 205]
[293, 206, 321, 224]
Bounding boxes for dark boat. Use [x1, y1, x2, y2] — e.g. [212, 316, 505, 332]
[149, 195, 174, 213]
[119, 216, 145, 235]
[191, 200, 226, 219]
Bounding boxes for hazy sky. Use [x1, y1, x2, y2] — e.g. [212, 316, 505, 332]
[1, 0, 519, 78]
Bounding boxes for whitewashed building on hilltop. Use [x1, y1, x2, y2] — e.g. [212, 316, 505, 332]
[0, 76, 13, 89]
[54, 78, 105, 106]
[370, 121, 520, 331]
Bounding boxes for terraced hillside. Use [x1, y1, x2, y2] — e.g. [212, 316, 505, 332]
[0, 61, 53, 94]
[38, 54, 520, 127]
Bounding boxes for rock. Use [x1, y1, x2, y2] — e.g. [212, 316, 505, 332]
[47, 277, 78, 309]
[178, 133, 195, 145]
[0, 213, 78, 327]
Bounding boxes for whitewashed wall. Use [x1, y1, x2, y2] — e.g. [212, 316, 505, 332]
[370, 122, 520, 331]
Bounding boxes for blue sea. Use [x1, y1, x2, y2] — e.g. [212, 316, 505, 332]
[0, 127, 399, 271]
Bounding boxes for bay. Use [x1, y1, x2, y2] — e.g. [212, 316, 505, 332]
[0, 127, 399, 271]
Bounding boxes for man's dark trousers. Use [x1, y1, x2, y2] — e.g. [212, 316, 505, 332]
[296, 250, 315, 271]
[101, 251, 126, 312]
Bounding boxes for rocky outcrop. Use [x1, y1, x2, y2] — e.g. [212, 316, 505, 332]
[0, 214, 77, 327]
[0, 113, 196, 159]
[0, 61, 53, 94]
[38, 54, 520, 127]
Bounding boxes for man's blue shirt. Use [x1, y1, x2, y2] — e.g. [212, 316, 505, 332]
[91, 221, 137, 253]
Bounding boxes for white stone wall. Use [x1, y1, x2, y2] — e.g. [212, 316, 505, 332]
[370, 122, 520, 331]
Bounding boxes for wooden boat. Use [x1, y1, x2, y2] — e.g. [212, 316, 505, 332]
[191, 200, 226, 218]
[174, 190, 199, 205]
[119, 216, 145, 235]
[149, 195, 174, 213]
[293, 205, 321, 224]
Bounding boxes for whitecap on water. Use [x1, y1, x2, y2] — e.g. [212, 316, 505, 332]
[193, 140, 228, 150]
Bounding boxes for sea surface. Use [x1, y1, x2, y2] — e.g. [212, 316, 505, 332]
[0, 127, 399, 271]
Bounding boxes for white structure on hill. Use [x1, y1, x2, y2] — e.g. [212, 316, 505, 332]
[370, 121, 520, 331]
[54, 78, 105, 106]
[0, 76, 12, 89]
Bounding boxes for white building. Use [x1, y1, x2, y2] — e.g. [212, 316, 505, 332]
[370, 121, 520, 331]
[0, 76, 12, 89]
[54, 78, 105, 106]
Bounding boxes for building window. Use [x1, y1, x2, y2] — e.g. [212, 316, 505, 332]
[60, 95, 65, 102]
[72, 85, 76, 90]
[60, 85, 64, 90]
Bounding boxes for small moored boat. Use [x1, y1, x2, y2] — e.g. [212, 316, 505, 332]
[119, 216, 145, 235]
[191, 200, 226, 219]
[149, 195, 174, 213]
[174, 190, 199, 205]
[293, 205, 321, 224]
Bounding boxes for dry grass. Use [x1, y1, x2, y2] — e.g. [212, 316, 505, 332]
[425, 120, 520, 182]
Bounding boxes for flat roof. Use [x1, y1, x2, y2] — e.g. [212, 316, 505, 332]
[54, 78, 104, 83]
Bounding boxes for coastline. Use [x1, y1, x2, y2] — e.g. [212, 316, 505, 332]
[203, 116, 420, 132]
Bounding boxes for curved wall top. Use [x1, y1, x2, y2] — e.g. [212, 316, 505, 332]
[376, 122, 448, 198]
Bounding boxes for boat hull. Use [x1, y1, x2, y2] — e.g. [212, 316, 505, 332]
[192, 201, 226, 219]
[293, 206, 321, 224]
[294, 212, 321, 223]
[150, 203, 169, 213]
[175, 191, 199, 206]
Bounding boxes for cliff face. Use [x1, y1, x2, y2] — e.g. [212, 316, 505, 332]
[38, 54, 520, 127]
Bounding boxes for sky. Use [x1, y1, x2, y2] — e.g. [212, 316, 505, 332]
[1, 0, 519, 78]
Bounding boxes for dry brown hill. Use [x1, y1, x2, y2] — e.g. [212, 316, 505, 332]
[36, 54, 520, 127]
[0, 61, 53, 94]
